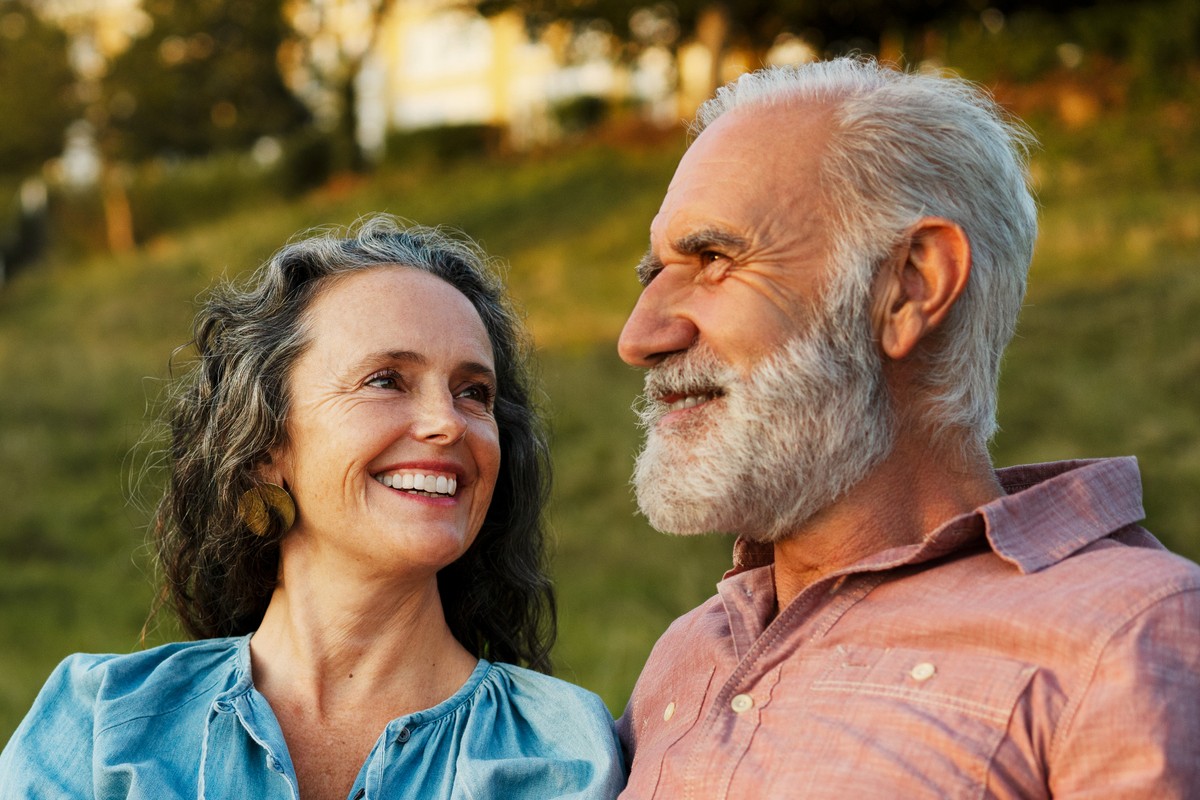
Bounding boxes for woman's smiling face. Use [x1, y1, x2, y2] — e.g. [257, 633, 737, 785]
[269, 266, 501, 579]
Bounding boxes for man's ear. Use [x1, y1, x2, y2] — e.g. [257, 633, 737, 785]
[872, 217, 971, 361]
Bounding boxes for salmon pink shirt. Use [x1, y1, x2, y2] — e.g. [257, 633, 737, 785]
[618, 458, 1200, 798]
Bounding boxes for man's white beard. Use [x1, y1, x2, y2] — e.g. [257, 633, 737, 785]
[631, 283, 894, 543]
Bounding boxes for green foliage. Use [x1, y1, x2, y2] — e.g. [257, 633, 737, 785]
[947, 0, 1200, 97]
[0, 2, 79, 177]
[102, 0, 309, 161]
[551, 96, 611, 133]
[382, 125, 504, 166]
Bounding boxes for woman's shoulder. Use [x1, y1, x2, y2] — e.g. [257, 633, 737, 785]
[0, 637, 248, 793]
[485, 662, 612, 715]
[49, 636, 246, 725]
[475, 662, 619, 748]
[453, 663, 626, 796]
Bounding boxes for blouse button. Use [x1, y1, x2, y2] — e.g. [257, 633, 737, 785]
[910, 662, 937, 682]
[395, 726, 411, 744]
[730, 693, 754, 714]
[663, 701, 676, 722]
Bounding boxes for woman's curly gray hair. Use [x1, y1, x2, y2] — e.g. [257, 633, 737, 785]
[153, 215, 555, 671]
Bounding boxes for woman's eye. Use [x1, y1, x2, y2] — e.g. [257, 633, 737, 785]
[365, 370, 402, 390]
[457, 382, 496, 407]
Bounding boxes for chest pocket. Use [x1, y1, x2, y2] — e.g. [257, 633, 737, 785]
[781, 645, 1037, 797]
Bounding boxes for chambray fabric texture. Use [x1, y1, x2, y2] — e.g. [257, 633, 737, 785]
[0, 634, 625, 799]
[617, 458, 1200, 798]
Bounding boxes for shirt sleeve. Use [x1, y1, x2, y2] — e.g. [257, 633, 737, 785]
[0, 653, 110, 798]
[1049, 588, 1200, 797]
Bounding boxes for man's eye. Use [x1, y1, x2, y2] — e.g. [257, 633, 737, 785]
[700, 250, 725, 266]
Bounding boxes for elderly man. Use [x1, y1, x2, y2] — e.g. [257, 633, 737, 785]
[615, 57, 1200, 797]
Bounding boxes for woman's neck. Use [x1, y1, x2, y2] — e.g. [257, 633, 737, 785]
[249, 553, 478, 719]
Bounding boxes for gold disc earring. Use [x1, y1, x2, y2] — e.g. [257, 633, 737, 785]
[238, 483, 297, 537]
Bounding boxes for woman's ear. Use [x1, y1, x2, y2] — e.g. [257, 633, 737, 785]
[872, 217, 972, 361]
[256, 448, 289, 488]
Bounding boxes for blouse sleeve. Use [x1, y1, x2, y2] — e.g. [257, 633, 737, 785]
[0, 653, 111, 798]
[454, 666, 627, 799]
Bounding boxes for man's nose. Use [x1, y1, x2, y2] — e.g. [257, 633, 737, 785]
[618, 281, 698, 368]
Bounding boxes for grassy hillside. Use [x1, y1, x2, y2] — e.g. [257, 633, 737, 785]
[1, 123, 1198, 743]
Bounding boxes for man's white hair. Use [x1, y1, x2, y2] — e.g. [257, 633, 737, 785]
[693, 57, 1039, 453]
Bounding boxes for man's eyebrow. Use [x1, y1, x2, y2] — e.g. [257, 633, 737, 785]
[635, 228, 750, 286]
[673, 228, 750, 256]
[636, 249, 663, 287]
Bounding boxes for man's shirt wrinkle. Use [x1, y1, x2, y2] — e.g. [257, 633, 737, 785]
[618, 457, 1200, 799]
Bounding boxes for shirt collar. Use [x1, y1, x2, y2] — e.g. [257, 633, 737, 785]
[983, 457, 1145, 573]
[725, 457, 1146, 579]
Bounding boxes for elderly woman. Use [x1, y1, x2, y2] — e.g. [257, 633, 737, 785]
[0, 216, 625, 798]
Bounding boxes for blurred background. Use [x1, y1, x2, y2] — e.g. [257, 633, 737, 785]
[1, 0, 1198, 743]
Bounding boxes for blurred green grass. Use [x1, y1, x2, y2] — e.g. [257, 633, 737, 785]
[2, 123, 1198, 743]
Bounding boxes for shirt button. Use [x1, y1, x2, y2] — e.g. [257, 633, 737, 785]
[910, 662, 937, 681]
[395, 726, 411, 744]
[730, 693, 754, 714]
[662, 701, 676, 722]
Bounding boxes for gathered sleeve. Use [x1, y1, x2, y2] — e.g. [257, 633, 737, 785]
[446, 664, 626, 798]
[0, 653, 114, 798]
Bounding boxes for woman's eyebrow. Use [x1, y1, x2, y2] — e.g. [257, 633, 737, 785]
[347, 350, 427, 373]
[347, 351, 495, 382]
[457, 361, 497, 383]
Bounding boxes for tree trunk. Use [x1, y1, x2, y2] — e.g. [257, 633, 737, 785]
[696, 3, 732, 97]
[102, 165, 135, 254]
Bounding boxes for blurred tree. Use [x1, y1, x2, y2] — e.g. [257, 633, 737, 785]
[282, 0, 397, 173]
[478, 0, 1129, 96]
[102, 0, 309, 162]
[475, 0, 970, 99]
[0, 1, 80, 178]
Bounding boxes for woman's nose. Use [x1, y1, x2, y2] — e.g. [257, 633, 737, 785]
[412, 390, 468, 444]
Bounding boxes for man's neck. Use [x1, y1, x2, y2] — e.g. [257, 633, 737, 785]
[771, 431, 1003, 612]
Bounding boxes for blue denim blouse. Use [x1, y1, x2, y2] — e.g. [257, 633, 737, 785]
[0, 635, 625, 798]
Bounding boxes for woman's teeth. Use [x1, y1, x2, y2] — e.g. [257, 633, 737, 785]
[374, 472, 457, 497]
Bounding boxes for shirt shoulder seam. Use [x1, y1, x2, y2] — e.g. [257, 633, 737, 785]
[1049, 584, 1200, 758]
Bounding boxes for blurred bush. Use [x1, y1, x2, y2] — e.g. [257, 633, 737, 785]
[381, 124, 505, 166]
